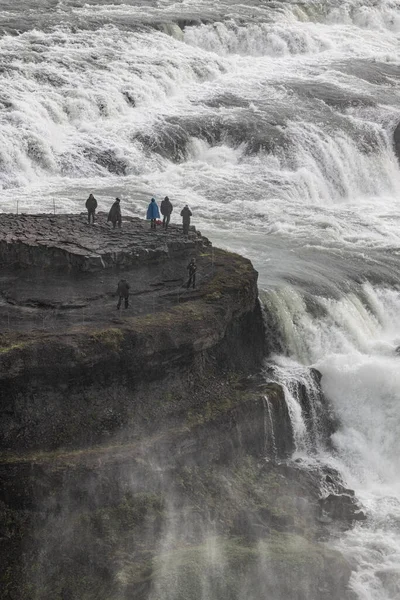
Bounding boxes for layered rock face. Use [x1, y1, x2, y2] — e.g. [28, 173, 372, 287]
[0, 213, 263, 453]
[0, 214, 357, 600]
[394, 122, 400, 163]
[0, 212, 207, 272]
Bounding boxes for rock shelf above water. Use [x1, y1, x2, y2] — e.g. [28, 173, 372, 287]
[0, 214, 357, 600]
[0, 212, 208, 272]
[0, 212, 213, 333]
[0, 212, 263, 452]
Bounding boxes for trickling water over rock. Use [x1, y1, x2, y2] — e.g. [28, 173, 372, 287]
[319, 493, 366, 524]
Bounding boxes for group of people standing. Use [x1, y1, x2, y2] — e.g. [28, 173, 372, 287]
[147, 196, 192, 233]
[85, 193, 198, 311]
[85, 194, 193, 234]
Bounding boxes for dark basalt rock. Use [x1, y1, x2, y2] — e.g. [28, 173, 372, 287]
[0, 213, 359, 600]
[319, 493, 366, 523]
[394, 122, 400, 163]
[0, 212, 208, 272]
[0, 213, 264, 453]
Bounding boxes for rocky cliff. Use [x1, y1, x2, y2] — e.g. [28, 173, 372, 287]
[0, 213, 265, 453]
[0, 213, 358, 600]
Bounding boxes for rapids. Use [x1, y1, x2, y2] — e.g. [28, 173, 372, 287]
[1, 0, 400, 598]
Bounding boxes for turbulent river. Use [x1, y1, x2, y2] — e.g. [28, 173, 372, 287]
[1, 0, 400, 598]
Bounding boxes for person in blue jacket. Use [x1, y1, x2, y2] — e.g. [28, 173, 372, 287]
[147, 197, 160, 230]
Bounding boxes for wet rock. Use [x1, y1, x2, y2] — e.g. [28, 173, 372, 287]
[376, 568, 400, 597]
[259, 382, 295, 459]
[122, 91, 136, 106]
[319, 493, 366, 523]
[0, 213, 209, 272]
[394, 122, 400, 163]
[0, 218, 264, 453]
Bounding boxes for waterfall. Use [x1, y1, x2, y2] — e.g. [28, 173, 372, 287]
[262, 395, 278, 459]
[260, 281, 400, 599]
[2, 0, 400, 597]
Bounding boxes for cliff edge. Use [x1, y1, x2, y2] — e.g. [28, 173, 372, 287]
[0, 213, 264, 453]
[0, 214, 357, 600]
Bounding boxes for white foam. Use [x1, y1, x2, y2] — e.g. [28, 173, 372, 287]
[263, 282, 400, 598]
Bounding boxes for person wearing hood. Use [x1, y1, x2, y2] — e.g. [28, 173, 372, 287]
[180, 204, 192, 235]
[108, 198, 122, 228]
[85, 193, 98, 224]
[147, 197, 160, 230]
[116, 278, 130, 310]
[186, 257, 197, 289]
[160, 196, 173, 230]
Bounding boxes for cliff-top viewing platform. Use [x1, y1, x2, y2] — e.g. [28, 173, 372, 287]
[0, 212, 207, 272]
[0, 212, 214, 333]
[0, 212, 262, 454]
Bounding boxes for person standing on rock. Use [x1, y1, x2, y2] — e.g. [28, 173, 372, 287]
[147, 197, 160, 230]
[181, 204, 192, 236]
[85, 193, 98, 224]
[186, 257, 197, 289]
[117, 278, 130, 309]
[160, 196, 173, 230]
[108, 198, 122, 229]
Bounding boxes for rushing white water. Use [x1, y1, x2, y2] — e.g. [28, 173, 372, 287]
[1, 0, 400, 598]
[263, 283, 400, 599]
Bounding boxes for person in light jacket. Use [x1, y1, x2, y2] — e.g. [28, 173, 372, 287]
[147, 197, 160, 230]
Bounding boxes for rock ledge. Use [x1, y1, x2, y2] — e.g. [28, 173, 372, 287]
[0, 212, 208, 272]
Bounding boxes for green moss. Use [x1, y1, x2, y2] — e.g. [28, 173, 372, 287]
[85, 492, 164, 543]
[131, 302, 207, 333]
[91, 328, 123, 351]
[123, 534, 347, 600]
[205, 292, 222, 301]
[186, 396, 233, 427]
[0, 341, 29, 354]
[185, 377, 253, 428]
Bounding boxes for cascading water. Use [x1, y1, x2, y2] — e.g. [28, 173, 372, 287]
[262, 395, 278, 459]
[262, 282, 400, 599]
[1, 0, 400, 598]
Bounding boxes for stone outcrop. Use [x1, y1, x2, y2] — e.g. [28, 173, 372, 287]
[0, 383, 354, 600]
[0, 213, 208, 272]
[394, 122, 400, 163]
[319, 492, 366, 524]
[0, 217, 264, 452]
[0, 213, 356, 600]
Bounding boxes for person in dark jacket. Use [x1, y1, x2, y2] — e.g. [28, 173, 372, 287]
[186, 258, 197, 289]
[85, 193, 97, 224]
[160, 196, 173, 230]
[108, 198, 122, 228]
[147, 197, 160, 230]
[117, 278, 130, 309]
[181, 204, 192, 236]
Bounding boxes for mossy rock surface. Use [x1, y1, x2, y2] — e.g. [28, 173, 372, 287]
[121, 534, 350, 600]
